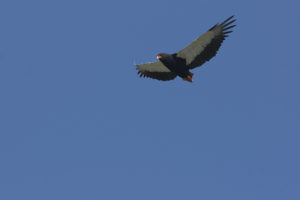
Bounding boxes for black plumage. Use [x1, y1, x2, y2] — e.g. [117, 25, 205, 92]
[135, 16, 236, 82]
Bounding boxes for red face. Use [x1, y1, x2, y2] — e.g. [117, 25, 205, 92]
[156, 55, 162, 60]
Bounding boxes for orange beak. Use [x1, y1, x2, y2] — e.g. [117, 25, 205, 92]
[156, 55, 162, 60]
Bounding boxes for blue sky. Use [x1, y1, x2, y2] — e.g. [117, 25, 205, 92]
[0, 0, 300, 199]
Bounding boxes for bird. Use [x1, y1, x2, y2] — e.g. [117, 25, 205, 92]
[135, 16, 236, 82]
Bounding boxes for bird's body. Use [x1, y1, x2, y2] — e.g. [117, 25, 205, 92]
[157, 53, 194, 82]
[135, 16, 236, 82]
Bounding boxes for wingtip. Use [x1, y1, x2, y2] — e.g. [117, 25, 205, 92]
[220, 15, 236, 26]
[221, 16, 236, 34]
[228, 15, 235, 20]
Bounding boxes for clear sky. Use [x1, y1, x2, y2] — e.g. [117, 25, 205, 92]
[0, 0, 299, 199]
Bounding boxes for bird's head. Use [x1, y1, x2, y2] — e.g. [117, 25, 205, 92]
[156, 53, 170, 60]
[156, 54, 163, 60]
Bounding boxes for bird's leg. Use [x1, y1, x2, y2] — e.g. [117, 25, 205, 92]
[182, 72, 194, 82]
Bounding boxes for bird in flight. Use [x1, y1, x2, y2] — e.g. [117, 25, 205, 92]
[135, 16, 236, 82]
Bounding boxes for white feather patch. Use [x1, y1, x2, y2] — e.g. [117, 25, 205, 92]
[136, 61, 171, 72]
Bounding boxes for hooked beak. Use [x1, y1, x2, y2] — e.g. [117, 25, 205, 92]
[156, 55, 162, 60]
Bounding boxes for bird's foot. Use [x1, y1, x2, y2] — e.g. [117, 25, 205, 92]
[183, 75, 193, 82]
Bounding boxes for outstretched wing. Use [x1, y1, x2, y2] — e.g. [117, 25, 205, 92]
[136, 61, 177, 81]
[176, 16, 236, 69]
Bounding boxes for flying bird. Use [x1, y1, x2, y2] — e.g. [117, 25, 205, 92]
[135, 16, 236, 82]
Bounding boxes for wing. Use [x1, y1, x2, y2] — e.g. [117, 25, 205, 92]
[176, 16, 236, 69]
[136, 61, 177, 81]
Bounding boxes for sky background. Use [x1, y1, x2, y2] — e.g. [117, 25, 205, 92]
[0, 0, 300, 199]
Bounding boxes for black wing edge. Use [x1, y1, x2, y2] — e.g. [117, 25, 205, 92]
[188, 15, 236, 69]
[137, 71, 177, 81]
[220, 15, 236, 37]
[208, 15, 236, 34]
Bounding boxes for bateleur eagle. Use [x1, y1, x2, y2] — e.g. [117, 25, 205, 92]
[136, 16, 236, 82]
